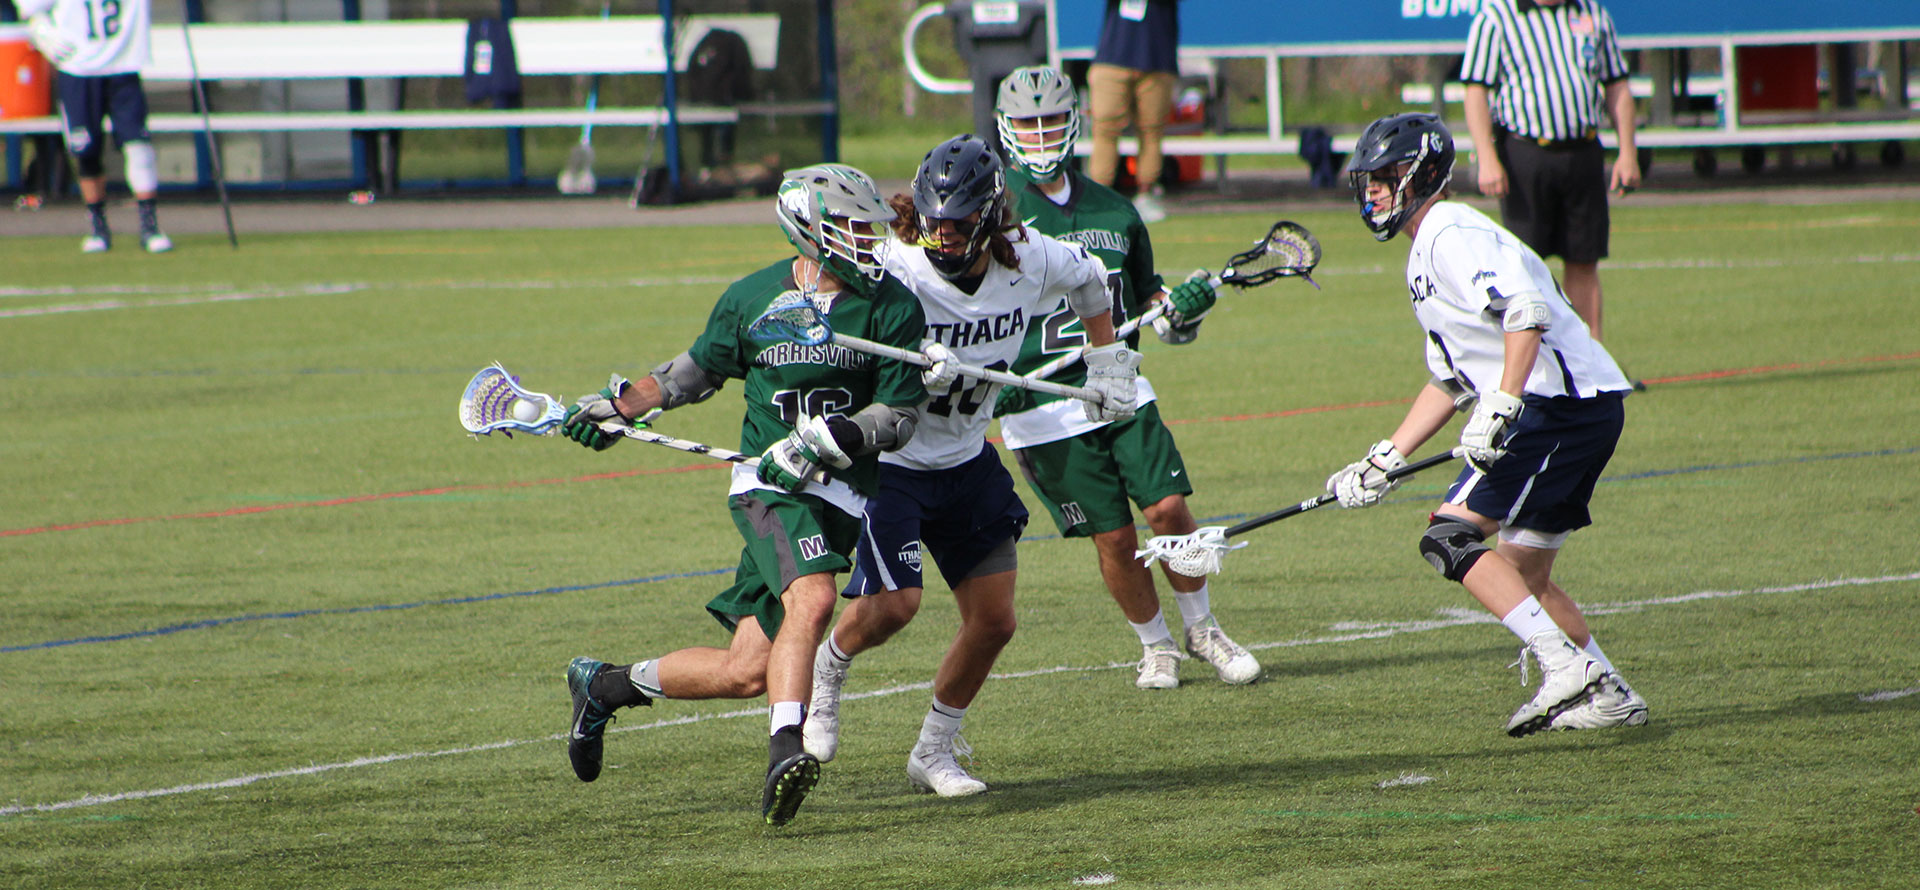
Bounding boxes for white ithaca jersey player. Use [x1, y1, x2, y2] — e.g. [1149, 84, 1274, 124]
[1407, 202, 1631, 399]
[884, 228, 1109, 470]
[20, 0, 152, 76]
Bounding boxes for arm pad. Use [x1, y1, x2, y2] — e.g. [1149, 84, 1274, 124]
[1066, 270, 1112, 319]
[842, 402, 920, 454]
[648, 352, 725, 409]
[1499, 290, 1553, 333]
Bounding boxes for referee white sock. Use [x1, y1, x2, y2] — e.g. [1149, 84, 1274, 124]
[1129, 612, 1173, 646]
[1498, 595, 1560, 642]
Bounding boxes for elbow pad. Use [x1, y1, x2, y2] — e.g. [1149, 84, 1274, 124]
[1066, 274, 1112, 319]
[845, 402, 920, 454]
[1499, 291, 1553, 333]
[648, 352, 725, 409]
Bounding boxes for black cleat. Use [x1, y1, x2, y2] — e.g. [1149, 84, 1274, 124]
[566, 656, 629, 782]
[762, 726, 821, 826]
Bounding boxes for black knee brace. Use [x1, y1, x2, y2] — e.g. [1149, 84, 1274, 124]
[1420, 515, 1491, 582]
[75, 152, 106, 178]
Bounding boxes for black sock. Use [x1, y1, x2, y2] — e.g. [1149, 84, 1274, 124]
[137, 199, 159, 234]
[588, 664, 649, 709]
[769, 724, 804, 768]
[87, 202, 109, 237]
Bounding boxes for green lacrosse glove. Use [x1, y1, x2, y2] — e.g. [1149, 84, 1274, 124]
[562, 374, 632, 452]
[1164, 270, 1217, 328]
[756, 415, 852, 492]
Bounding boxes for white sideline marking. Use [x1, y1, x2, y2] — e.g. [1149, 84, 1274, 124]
[0, 276, 734, 320]
[1073, 873, 1117, 886]
[1378, 772, 1436, 788]
[1859, 686, 1919, 703]
[4, 570, 1916, 817]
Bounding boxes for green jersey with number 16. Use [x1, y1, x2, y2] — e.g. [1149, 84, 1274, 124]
[686, 259, 928, 500]
[995, 166, 1166, 448]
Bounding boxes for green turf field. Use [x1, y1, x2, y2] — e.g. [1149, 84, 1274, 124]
[2, 199, 1917, 889]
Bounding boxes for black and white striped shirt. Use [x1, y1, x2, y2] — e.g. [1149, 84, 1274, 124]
[1459, 0, 1629, 142]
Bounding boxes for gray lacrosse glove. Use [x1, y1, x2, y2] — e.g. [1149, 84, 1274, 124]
[1326, 439, 1408, 508]
[1082, 343, 1140, 423]
[921, 341, 960, 397]
[562, 373, 632, 451]
[27, 16, 79, 66]
[757, 415, 852, 492]
[1460, 390, 1524, 470]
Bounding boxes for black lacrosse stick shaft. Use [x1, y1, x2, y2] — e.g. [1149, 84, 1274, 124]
[1224, 451, 1459, 538]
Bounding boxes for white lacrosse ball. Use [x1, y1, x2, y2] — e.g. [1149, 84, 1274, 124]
[511, 397, 544, 423]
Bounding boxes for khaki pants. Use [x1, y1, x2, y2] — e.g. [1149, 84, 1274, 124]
[1087, 63, 1176, 190]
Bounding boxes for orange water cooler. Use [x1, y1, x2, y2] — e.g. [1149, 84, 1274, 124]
[0, 25, 55, 120]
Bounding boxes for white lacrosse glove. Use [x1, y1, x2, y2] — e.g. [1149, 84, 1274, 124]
[921, 340, 959, 397]
[27, 16, 78, 67]
[1460, 389, 1524, 470]
[1326, 439, 1408, 509]
[1082, 343, 1140, 423]
[757, 414, 851, 492]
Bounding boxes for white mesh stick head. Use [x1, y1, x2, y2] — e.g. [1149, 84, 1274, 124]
[1136, 526, 1247, 578]
[459, 363, 567, 437]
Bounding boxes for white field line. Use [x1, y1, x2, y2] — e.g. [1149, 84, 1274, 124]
[0, 276, 735, 320]
[4, 570, 1916, 817]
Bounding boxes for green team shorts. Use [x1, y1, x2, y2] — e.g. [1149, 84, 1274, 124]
[1011, 401, 1193, 538]
[705, 490, 860, 639]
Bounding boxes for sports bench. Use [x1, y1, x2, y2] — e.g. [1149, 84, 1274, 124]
[0, 15, 831, 193]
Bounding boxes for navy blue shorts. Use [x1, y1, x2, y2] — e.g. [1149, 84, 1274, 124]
[1445, 392, 1625, 535]
[57, 72, 151, 161]
[844, 443, 1029, 596]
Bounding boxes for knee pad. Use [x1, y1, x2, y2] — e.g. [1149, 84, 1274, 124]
[1420, 515, 1491, 583]
[123, 141, 159, 194]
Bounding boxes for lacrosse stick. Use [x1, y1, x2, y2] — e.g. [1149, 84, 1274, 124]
[1024, 220, 1324, 381]
[457, 365, 827, 482]
[1137, 449, 1462, 578]
[558, 0, 613, 195]
[745, 291, 1108, 405]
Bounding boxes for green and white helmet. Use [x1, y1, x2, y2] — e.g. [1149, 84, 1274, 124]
[775, 163, 894, 287]
[995, 66, 1080, 181]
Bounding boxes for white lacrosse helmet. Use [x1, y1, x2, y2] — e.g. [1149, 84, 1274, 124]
[995, 66, 1080, 181]
[776, 163, 894, 287]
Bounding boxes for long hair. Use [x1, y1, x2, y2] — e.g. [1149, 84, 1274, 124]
[887, 193, 1022, 272]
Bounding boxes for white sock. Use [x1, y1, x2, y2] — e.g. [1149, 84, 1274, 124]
[922, 698, 966, 736]
[1498, 596, 1560, 642]
[771, 700, 805, 735]
[629, 659, 666, 699]
[1129, 612, 1173, 646]
[1173, 583, 1212, 628]
[825, 633, 853, 667]
[1583, 637, 1618, 675]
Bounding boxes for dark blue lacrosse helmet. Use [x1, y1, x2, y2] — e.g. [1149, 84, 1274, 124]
[911, 134, 1008, 280]
[1345, 113, 1456, 242]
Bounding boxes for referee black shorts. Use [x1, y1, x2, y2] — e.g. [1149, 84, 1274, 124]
[1494, 131, 1610, 264]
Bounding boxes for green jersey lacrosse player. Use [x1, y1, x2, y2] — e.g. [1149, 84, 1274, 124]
[555, 164, 928, 826]
[991, 65, 1260, 691]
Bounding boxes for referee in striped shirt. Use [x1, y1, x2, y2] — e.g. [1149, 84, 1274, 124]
[1461, 0, 1639, 343]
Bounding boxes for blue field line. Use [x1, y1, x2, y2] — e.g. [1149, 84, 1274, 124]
[6, 445, 1915, 656]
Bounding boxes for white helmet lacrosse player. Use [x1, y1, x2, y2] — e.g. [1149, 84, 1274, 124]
[994, 65, 1081, 182]
[776, 163, 895, 290]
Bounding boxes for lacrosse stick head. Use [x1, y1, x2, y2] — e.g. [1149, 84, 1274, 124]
[746, 288, 833, 347]
[459, 363, 566, 437]
[1136, 526, 1248, 578]
[1219, 220, 1324, 290]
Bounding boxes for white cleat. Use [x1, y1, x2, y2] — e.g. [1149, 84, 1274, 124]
[142, 231, 173, 253]
[1132, 190, 1167, 224]
[81, 234, 110, 253]
[802, 642, 846, 762]
[1506, 629, 1608, 737]
[1550, 674, 1650, 731]
[907, 728, 987, 797]
[1135, 640, 1183, 690]
[1185, 617, 1261, 685]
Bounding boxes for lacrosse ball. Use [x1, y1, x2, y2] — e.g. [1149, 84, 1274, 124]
[512, 398, 544, 423]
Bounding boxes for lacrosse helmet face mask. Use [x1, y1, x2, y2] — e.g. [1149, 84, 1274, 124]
[995, 66, 1080, 182]
[912, 134, 1009, 281]
[776, 163, 894, 288]
[1345, 113, 1456, 242]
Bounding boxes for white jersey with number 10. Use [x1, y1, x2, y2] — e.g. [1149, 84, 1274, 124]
[882, 229, 1109, 471]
